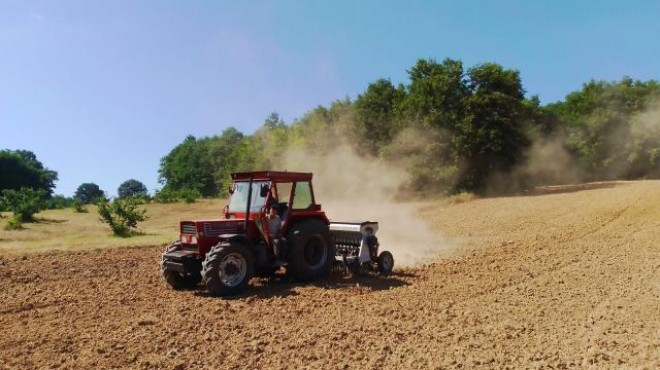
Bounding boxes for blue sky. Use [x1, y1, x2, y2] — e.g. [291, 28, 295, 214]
[1, 0, 659, 197]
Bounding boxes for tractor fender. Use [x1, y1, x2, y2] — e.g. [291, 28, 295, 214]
[218, 234, 263, 268]
[218, 233, 249, 245]
[283, 215, 330, 237]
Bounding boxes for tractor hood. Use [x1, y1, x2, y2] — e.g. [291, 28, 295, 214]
[180, 219, 246, 238]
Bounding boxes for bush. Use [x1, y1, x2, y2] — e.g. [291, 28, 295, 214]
[153, 187, 201, 204]
[72, 199, 87, 213]
[97, 197, 149, 237]
[4, 215, 24, 230]
[179, 188, 202, 204]
[0, 188, 47, 223]
[47, 195, 73, 210]
[153, 188, 178, 203]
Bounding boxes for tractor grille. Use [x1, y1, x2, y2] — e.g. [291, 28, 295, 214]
[181, 222, 197, 234]
[202, 221, 241, 237]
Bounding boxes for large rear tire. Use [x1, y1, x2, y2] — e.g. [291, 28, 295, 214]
[286, 219, 333, 282]
[202, 242, 254, 296]
[160, 242, 201, 290]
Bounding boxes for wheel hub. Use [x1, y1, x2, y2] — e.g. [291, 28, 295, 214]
[304, 237, 327, 268]
[218, 252, 247, 287]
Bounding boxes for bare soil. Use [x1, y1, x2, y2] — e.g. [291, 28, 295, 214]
[1, 181, 658, 369]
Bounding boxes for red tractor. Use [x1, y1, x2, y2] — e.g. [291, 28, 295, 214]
[160, 171, 394, 296]
[160, 171, 335, 296]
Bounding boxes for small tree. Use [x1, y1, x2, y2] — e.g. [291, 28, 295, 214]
[118, 179, 148, 199]
[97, 197, 148, 237]
[0, 187, 48, 229]
[72, 198, 87, 213]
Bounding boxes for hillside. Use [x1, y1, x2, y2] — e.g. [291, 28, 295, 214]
[0, 181, 658, 369]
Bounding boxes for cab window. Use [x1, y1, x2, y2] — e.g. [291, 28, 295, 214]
[275, 182, 293, 205]
[292, 181, 313, 209]
[227, 181, 268, 212]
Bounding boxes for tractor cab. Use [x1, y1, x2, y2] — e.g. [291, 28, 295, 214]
[223, 171, 328, 241]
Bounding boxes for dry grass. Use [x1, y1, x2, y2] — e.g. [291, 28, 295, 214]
[443, 191, 478, 205]
[0, 199, 224, 256]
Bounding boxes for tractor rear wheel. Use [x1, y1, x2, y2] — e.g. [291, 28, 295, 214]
[286, 219, 333, 282]
[377, 251, 394, 275]
[202, 241, 254, 296]
[160, 242, 201, 290]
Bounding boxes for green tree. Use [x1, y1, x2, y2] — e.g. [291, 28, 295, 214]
[263, 112, 285, 130]
[158, 135, 216, 196]
[209, 128, 260, 194]
[118, 179, 148, 199]
[0, 150, 58, 196]
[74, 183, 106, 204]
[454, 63, 530, 192]
[354, 79, 406, 155]
[290, 98, 355, 155]
[550, 78, 660, 180]
[400, 58, 468, 131]
[253, 112, 290, 169]
[160, 128, 261, 198]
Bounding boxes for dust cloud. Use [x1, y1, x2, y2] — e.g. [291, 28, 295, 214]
[510, 98, 660, 189]
[631, 100, 660, 133]
[275, 143, 455, 267]
[510, 132, 584, 190]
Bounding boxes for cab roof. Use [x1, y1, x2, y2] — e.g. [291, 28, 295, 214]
[231, 171, 313, 182]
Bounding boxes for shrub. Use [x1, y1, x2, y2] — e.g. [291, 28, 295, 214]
[97, 197, 149, 237]
[72, 199, 87, 213]
[179, 188, 202, 204]
[4, 215, 24, 230]
[47, 195, 73, 210]
[153, 187, 201, 204]
[0, 188, 47, 223]
[153, 188, 178, 203]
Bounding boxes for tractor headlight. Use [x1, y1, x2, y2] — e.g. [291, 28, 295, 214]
[180, 234, 198, 244]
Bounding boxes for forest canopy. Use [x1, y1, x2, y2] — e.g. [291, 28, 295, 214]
[158, 58, 660, 198]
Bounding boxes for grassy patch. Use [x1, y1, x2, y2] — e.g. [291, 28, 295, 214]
[0, 199, 224, 255]
[444, 192, 478, 205]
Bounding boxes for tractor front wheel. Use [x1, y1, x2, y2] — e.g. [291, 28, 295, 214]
[160, 242, 201, 290]
[202, 242, 254, 296]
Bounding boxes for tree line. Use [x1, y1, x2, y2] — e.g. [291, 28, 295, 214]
[3, 57, 660, 218]
[158, 58, 660, 198]
[0, 150, 151, 228]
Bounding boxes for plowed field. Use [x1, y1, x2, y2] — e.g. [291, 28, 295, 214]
[1, 181, 659, 369]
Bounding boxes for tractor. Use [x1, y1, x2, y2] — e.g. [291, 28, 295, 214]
[160, 171, 393, 296]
